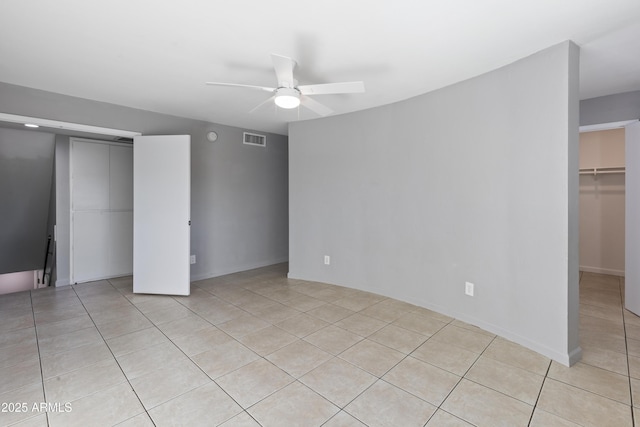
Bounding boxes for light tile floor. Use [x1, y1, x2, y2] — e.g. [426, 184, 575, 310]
[0, 265, 637, 426]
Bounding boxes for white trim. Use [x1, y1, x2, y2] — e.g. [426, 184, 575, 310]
[0, 113, 141, 138]
[190, 257, 289, 282]
[580, 265, 625, 277]
[286, 271, 581, 366]
[568, 346, 583, 366]
[579, 119, 638, 133]
[69, 137, 133, 148]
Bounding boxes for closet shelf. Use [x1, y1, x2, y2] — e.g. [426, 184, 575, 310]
[579, 166, 625, 176]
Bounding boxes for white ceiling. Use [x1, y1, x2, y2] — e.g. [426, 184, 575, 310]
[1, 0, 639, 135]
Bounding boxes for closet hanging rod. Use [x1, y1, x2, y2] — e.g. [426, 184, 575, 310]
[579, 166, 625, 176]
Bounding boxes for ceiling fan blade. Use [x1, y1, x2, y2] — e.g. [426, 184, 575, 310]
[298, 81, 365, 95]
[206, 82, 275, 92]
[271, 54, 296, 88]
[249, 95, 276, 114]
[301, 96, 333, 116]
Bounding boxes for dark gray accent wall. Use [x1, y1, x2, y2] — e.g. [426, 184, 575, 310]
[45, 148, 56, 284]
[580, 90, 640, 125]
[0, 127, 55, 274]
[0, 82, 288, 285]
[289, 41, 580, 365]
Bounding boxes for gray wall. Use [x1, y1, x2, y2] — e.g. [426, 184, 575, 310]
[0, 81, 288, 285]
[580, 90, 640, 126]
[191, 125, 288, 279]
[0, 127, 55, 274]
[289, 41, 580, 365]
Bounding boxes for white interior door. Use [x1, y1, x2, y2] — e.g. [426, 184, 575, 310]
[133, 135, 190, 295]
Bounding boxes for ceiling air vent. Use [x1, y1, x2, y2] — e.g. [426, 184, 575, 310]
[113, 136, 133, 143]
[243, 132, 266, 147]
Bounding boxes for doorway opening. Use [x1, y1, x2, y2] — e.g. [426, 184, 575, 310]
[578, 127, 625, 277]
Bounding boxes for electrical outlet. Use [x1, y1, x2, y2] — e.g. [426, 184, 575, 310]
[190, 255, 196, 264]
[465, 281, 474, 297]
[324, 255, 330, 265]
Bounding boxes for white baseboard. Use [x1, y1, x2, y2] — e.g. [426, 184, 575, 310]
[191, 257, 289, 282]
[285, 271, 581, 367]
[568, 346, 583, 366]
[55, 279, 70, 287]
[580, 265, 624, 277]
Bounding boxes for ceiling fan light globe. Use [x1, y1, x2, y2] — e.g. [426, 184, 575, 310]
[274, 88, 301, 109]
[275, 95, 300, 109]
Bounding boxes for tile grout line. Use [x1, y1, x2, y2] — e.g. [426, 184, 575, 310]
[577, 309, 630, 377]
[69, 282, 156, 427]
[128, 281, 274, 424]
[29, 267, 634, 426]
[217, 281, 362, 423]
[128, 282, 259, 424]
[335, 316, 486, 425]
[526, 358, 553, 426]
[619, 276, 636, 427]
[135, 278, 291, 425]
[223, 281, 423, 425]
[427, 334, 499, 426]
[7, 270, 584, 423]
[320, 308, 496, 425]
[167, 280, 335, 422]
[160, 298, 263, 424]
[571, 273, 635, 424]
[29, 289, 50, 427]
[201, 274, 337, 426]
[0, 269, 544, 425]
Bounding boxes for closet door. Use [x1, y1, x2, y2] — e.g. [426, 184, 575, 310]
[72, 211, 110, 282]
[109, 144, 134, 276]
[110, 144, 133, 210]
[70, 139, 133, 283]
[109, 212, 133, 277]
[71, 140, 110, 282]
[71, 141, 109, 211]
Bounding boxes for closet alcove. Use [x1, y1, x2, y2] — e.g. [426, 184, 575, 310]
[579, 128, 625, 277]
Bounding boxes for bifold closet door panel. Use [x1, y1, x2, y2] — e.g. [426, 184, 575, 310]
[71, 141, 109, 210]
[110, 144, 133, 211]
[72, 211, 109, 282]
[110, 211, 133, 276]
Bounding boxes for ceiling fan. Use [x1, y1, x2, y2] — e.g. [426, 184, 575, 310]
[206, 54, 365, 116]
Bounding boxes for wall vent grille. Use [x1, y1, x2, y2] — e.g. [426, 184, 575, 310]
[243, 132, 266, 147]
